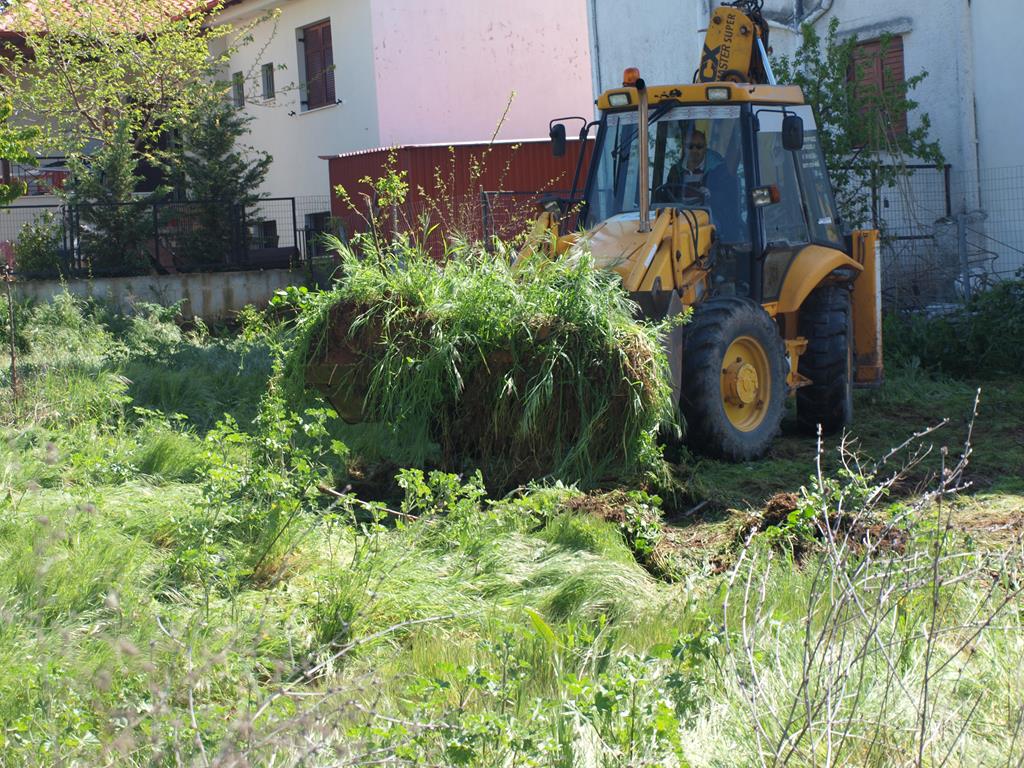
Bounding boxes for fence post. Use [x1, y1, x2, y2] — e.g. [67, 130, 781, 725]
[71, 206, 81, 275]
[480, 191, 490, 253]
[290, 197, 299, 267]
[957, 212, 971, 302]
[943, 164, 952, 219]
[870, 167, 879, 231]
[60, 205, 71, 277]
[152, 201, 160, 271]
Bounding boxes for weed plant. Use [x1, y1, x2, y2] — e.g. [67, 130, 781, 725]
[286, 237, 676, 492]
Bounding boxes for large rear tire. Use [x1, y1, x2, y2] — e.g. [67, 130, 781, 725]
[796, 284, 854, 435]
[680, 297, 787, 461]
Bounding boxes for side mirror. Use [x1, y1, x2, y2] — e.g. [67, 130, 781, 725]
[782, 114, 804, 151]
[549, 123, 567, 157]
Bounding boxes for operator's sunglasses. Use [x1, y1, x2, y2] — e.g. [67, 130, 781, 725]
[686, 143, 706, 149]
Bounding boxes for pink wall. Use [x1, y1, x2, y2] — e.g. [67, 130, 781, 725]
[370, 0, 593, 145]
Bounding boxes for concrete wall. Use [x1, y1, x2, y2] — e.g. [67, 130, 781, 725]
[214, 0, 382, 200]
[369, 0, 593, 145]
[12, 268, 306, 320]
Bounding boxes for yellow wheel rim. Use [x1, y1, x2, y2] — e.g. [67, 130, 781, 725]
[720, 336, 771, 432]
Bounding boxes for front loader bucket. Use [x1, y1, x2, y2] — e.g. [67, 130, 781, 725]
[630, 289, 685, 407]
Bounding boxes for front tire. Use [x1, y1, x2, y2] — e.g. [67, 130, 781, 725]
[680, 297, 787, 461]
[796, 284, 854, 435]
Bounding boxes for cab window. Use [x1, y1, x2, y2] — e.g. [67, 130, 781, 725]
[796, 128, 843, 246]
[755, 109, 809, 245]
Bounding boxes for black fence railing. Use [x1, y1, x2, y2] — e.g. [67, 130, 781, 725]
[0, 196, 340, 279]
[1, 156, 71, 197]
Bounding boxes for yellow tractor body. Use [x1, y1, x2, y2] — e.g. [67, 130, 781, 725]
[537, 1, 883, 460]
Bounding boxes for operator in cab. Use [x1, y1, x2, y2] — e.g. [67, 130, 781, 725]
[660, 125, 745, 243]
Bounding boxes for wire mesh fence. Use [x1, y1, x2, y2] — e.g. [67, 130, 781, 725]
[0, 197, 323, 278]
[481, 191, 580, 245]
[860, 164, 1024, 308]
[856, 164, 957, 309]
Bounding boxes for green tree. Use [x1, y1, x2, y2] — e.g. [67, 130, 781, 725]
[0, 99, 39, 206]
[165, 97, 272, 265]
[775, 19, 943, 229]
[64, 121, 165, 274]
[0, 0, 266, 158]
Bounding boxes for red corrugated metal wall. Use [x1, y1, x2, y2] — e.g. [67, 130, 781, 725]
[326, 138, 592, 248]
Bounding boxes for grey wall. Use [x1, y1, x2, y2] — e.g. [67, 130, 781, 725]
[14, 269, 307, 320]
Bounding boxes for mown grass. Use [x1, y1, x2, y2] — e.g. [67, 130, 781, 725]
[0, 288, 1021, 765]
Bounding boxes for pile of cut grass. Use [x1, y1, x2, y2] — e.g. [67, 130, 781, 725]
[287, 241, 676, 491]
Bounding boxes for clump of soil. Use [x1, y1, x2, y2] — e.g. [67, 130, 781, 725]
[761, 491, 800, 527]
[745, 491, 908, 555]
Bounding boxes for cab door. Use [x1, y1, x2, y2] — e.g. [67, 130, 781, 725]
[754, 108, 811, 303]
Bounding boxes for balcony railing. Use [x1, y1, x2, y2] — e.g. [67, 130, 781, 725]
[2, 157, 71, 197]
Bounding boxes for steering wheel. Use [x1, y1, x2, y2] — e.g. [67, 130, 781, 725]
[652, 182, 709, 205]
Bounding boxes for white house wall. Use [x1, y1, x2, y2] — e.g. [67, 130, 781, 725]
[971, 0, 1024, 172]
[586, 0, 705, 97]
[368, 0, 593, 145]
[215, 0, 381, 200]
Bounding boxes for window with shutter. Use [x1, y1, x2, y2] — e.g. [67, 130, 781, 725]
[231, 71, 245, 109]
[301, 20, 335, 111]
[848, 36, 907, 136]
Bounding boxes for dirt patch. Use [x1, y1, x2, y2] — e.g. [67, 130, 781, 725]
[743, 493, 908, 556]
[345, 459, 403, 504]
[761, 491, 800, 527]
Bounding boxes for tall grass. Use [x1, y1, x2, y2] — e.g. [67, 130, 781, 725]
[0, 291, 1021, 765]
[287, 239, 676, 491]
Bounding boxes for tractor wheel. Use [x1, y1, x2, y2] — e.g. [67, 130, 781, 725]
[680, 297, 787, 461]
[796, 284, 854, 435]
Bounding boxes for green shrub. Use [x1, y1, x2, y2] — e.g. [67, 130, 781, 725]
[885, 280, 1024, 376]
[13, 211, 64, 277]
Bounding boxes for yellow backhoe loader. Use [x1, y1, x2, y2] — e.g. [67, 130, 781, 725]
[536, 0, 882, 460]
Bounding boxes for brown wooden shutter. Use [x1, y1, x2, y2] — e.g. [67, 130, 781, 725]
[322, 23, 335, 104]
[881, 36, 906, 135]
[849, 36, 907, 138]
[304, 21, 330, 110]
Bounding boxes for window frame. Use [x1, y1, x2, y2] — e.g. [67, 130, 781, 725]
[848, 35, 907, 137]
[231, 71, 245, 109]
[261, 63, 275, 100]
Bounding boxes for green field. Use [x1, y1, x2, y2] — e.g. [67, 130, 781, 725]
[0, 286, 1022, 767]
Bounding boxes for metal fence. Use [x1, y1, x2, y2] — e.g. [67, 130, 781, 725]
[0, 196, 341, 278]
[1, 156, 71, 197]
[848, 163, 1024, 308]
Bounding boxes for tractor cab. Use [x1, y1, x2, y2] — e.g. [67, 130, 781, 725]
[575, 85, 846, 304]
